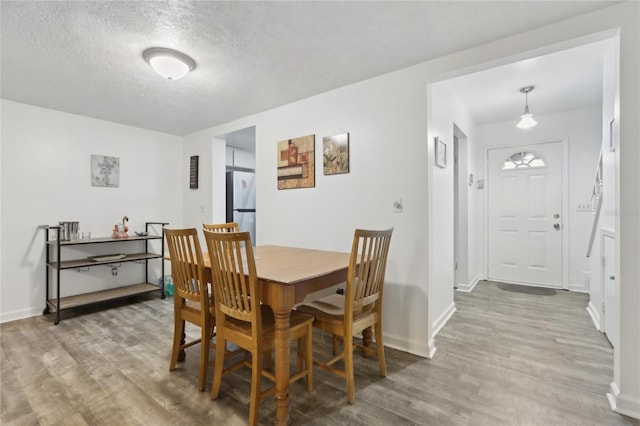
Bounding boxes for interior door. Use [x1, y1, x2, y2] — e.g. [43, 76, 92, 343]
[602, 232, 617, 348]
[487, 142, 563, 287]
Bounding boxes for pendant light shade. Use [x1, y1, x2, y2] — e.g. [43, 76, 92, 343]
[516, 86, 538, 129]
[143, 47, 196, 80]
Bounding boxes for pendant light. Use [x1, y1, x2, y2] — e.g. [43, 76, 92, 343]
[516, 86, 538, 129]
[143, 47, 196, 80]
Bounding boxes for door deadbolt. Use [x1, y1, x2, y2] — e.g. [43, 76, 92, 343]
[553, 223, 560, 230]
[553, 213, 560, 219]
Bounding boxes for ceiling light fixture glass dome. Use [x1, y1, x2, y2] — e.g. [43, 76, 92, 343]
[516, 86, 538, 129]
[143, 47, 196, 80]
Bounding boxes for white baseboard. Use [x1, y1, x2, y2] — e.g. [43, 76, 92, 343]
[383, 303, 455, 360]
[427, 338, 437, 359]
[432, 302, 456, 338]
[607, 380, 620, 410]
[456, 274, 483, 293]
[0, 307, 42, 324]
[608, 381, 640, 420]
[383, 332, 433, 359]
[586, 301, 602, 331]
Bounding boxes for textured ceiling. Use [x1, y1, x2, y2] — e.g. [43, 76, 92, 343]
[0, 1, 615, 136]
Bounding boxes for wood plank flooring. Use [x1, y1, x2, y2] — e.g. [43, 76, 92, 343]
[2, 281, 638, 425]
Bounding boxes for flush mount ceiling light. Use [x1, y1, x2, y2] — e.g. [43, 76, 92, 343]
[142, 47, 196, 80]
[516, 86, 538, 129]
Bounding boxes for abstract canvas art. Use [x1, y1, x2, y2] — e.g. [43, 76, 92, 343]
[277, 135, 315, 189]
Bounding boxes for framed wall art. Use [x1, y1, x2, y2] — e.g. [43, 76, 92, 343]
[277, 134, 315, 189]
[91, 155, 120, 187]
[323, 133, 349, 175]
[435, 137, 447, 168]
[189, 155, 199, 189]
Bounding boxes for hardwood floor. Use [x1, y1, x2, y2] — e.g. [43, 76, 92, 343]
[2, 281, 638, 425]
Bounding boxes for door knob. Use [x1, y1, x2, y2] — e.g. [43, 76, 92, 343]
[610, 276, 615, 280]
[553, 223, 560, 230]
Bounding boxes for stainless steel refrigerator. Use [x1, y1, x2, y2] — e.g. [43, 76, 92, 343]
[226, 171, 256, 244]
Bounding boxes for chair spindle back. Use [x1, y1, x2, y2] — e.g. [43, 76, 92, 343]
[164, 228, 207, 304]
[203, 222, 240, 233]
[347, 228, 393, 312]
[205, 231, 258, 325]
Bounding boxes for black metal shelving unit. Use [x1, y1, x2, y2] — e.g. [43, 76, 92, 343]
[41, 221, 168, 324]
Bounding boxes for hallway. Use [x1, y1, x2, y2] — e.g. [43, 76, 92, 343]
[435, 281, 634, 425]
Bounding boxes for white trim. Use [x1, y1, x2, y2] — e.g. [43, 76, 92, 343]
[0, 307, 43, 324]
[484, 139, 569, 289]
[456, 274, 483, 293]
[432, 302, 456, 338]
[586, 301, 602, 331]
[427, 338, 437, 359]
[608, 381, 640, 420]
[561, 138, 569, 290]
[568, 282, 590, 293]
[382, 332, 433, 359]
[607, 380, 620, 410]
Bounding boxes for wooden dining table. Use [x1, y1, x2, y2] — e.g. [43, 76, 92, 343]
[197, 245, 351, 425]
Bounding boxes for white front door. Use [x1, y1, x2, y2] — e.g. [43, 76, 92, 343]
[487, 142, 563, 287]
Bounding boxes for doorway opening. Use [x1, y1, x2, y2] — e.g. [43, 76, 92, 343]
[218, 126, 256, 243]
[453, 125, 469, 290]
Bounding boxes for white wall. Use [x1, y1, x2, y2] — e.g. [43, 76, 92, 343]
[185, 66, 434, 356]
[0, 100, 183, 323]
[612, 15, 640, 416]
[476, 107, 602, 292]
[588, 37, 618, 331]
[429, 80, 477, 337]
[180, 6, 640, 388]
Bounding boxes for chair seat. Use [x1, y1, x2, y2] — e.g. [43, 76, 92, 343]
[297, 294, 372, 328]
[184, 297, 214, 310]
[226, 309, 314, 340]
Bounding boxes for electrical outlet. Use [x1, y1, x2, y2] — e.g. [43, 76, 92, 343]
[393, 198, 403, 213]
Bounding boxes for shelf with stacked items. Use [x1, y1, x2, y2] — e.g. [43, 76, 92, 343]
[40, 221, 168, 324]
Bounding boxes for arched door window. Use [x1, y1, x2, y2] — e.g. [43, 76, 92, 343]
[502, 151, 546, 170]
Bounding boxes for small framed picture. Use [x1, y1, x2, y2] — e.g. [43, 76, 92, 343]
[323, 133, 349, 175]
[435, 137, 447, 168]
[91, 155, 120, 187]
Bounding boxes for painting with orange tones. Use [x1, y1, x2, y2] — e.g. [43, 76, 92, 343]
[277, 135, 315, 189]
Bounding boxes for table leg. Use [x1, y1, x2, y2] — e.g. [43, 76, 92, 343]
[270, 287, 294, 426]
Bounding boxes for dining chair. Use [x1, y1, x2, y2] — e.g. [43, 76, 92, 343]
[204, 231, 314, 426]
[164, 227, 214, 392]
[297, 228, 393, 404]
[203, 221, 275, 369]
[203, 222, 239, 233]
